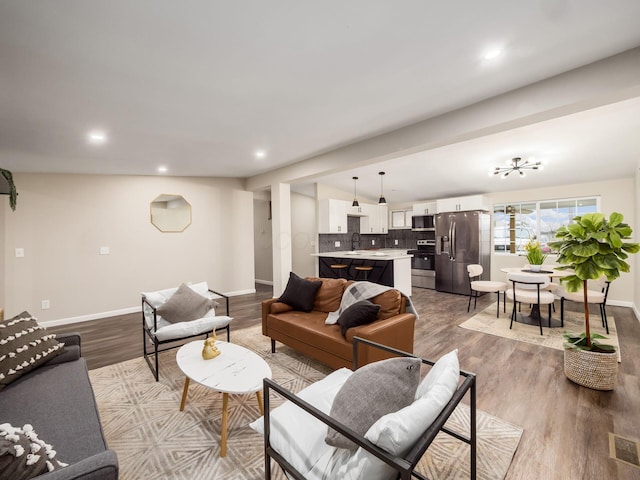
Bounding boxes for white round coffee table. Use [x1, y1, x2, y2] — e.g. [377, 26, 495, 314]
[176, 340, 272, 457]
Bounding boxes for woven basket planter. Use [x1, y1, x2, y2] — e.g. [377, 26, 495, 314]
[564, 348, 618, 391]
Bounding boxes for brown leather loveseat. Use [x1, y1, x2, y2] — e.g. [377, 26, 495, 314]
[262, 277, 416, 370]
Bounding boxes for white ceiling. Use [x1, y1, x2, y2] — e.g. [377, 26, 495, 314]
[1, 1, 640, 203]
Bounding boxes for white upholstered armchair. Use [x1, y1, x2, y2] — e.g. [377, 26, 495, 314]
[252, 338, 477, 480]
[141, 281, 232, 380]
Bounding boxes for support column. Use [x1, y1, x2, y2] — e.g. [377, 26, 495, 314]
[271, 183, 292, 297]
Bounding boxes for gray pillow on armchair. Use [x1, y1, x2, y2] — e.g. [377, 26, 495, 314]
[156, 283, 214, 323]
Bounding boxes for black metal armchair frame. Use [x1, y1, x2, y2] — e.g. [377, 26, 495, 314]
[142, 288, 230, 381]
[263, 337, 477, 480]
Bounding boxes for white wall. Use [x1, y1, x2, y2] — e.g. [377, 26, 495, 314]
[291, 192, 316, 277]
[635, 162, 640, 319]
[1, 173, 255, 323]
[253, 197, 273, 284]
[252, 190, 316, 284]
[488, 178, 636, 305]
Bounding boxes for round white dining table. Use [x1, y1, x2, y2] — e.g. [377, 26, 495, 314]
[500, 266, 571, 327]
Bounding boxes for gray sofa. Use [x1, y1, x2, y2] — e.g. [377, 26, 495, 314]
[0, 333, 118, 480]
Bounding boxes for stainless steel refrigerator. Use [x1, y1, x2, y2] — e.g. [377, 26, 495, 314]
[435, 210, 491, 295]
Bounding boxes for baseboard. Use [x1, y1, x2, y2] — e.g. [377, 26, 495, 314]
[225, 288, 256, 296]
[255, 279, 274, 286]
[40, 306, 141, 327]
[607, 299, 634, 308]
[39, 288, 256, 327]
[633, 303, 639, 322]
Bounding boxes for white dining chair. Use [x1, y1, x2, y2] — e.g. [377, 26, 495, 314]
[467, 264, 507, 317]
[506, 272, 555, 335]
[558, 276, 611, 333]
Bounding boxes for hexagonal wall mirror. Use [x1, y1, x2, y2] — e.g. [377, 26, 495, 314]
[150, 194, 192, 232]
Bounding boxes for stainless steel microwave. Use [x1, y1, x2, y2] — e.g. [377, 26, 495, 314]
[411, 214, 435, 231]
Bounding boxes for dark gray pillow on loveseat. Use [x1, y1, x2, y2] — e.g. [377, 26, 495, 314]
[0, 333, 118, 480]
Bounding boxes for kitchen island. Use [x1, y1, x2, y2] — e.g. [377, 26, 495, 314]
[311, 249, 412, 296]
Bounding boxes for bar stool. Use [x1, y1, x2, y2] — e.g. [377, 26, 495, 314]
[330, 264, 349, 278]
[354, 265, 373, 281]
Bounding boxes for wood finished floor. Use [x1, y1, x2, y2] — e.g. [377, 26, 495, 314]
[50, 284, 640, 480]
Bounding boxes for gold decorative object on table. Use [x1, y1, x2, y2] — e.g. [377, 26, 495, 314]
[202, 330, 221, 360]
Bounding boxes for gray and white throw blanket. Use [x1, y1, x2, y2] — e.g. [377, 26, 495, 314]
[325, 281, 419, 324]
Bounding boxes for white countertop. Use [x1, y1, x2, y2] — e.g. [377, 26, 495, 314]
[311, 249, 412, 260]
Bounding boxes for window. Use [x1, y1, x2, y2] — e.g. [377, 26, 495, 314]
[493, 196, 599, 254]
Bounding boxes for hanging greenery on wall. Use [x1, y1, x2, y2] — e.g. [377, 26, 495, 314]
[0, 168, 18, 211]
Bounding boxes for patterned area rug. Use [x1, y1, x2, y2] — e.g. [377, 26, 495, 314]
[89, 325, 522, 479]
[460, 302, 620, 361]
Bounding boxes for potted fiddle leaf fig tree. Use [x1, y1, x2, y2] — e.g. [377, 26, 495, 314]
[549, 212, 639, 390]
[0, 168, 18, 211]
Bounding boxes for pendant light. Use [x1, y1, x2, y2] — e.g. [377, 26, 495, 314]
[378, 171, 387, 205]
[352, 176, 360, 207]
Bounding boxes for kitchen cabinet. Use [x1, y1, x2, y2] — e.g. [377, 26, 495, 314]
[436, 195, 488, 213]
[318, 199, 349, 233]
[349, 204, 365, 216]
[390, 209, 412, 229]
[379, 205, 388, 233]
[360, 204, 388, 234]
[412, 201, 437, 216]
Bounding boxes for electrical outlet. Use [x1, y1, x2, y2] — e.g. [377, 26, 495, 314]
[371, 239, 375, 246]
[41, 300, 50, 310]
[334, 241, 340, 247]
[394, 239, 399, 245]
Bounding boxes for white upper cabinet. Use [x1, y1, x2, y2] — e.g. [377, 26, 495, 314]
[318, 199, 349, 233]
[390, 210, 412, 229]
[360, 203, 388, 234]
[412, 201, 437, 216]
[318, 199, 387, 234]
[436, 194, 488, 213]
[348, 204, 365, 216]
[378, 205, 388, 233]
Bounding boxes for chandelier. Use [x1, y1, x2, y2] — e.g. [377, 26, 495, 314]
[491, 157, 543, 178]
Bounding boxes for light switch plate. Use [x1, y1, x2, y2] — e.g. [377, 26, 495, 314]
[100, 246, 110, 255]
[41, 300, 50, 310]
[15, 248, 25, 257]
[395, 239, 399, 245]
[371, 239, 376, 245]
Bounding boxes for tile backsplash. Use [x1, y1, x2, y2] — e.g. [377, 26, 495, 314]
[318, 228, 434, 253]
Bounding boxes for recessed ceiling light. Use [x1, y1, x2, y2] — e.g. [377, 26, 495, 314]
[157, 166, 168, 173]
[483, 49, 502, 60]
[87, 130, 107, 144]
[255, 150, 266, 159]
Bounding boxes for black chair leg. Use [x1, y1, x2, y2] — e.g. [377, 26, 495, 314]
[467, 292, 473, 312]
[154, 341, 159, 381]
[509, 301, 516, 330]
[271, 338, 276, 353]
[601, 304, 610, 334]
[503, 292, 506, 313]
[496, 292, 500, 318]
[560, 298, 565, 327]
